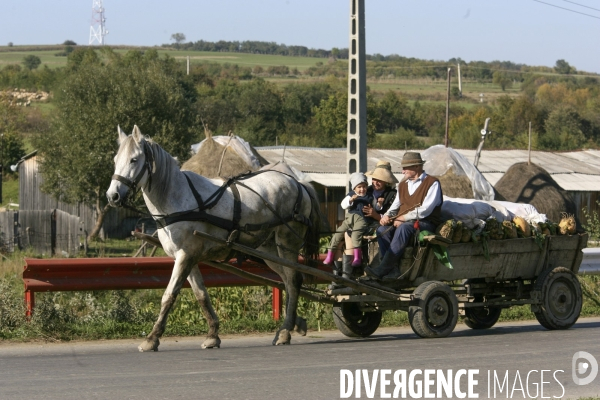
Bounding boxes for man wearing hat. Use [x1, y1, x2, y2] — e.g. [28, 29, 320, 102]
[364, 152, 443, 280]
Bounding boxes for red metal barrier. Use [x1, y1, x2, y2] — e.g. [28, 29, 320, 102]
[23, 256, 330, 320]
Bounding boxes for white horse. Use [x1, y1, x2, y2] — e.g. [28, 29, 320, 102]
[106, 126, 321, 351]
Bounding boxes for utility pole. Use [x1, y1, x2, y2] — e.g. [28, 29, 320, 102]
[346, 0, 367, 189]
[444, 68, 451, 147]
[0, 133, 3, 204]
[89, 0, 108, 46]
[528, 121, 532, 166]
[457, 63, 462, 97]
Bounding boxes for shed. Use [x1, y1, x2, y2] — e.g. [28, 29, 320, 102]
[9, 153, 137, 254]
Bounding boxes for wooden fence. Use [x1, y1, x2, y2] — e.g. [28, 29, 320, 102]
[0, 209, 83, 256]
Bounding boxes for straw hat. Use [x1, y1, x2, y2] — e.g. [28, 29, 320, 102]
[400, 152, 425, 168]
[365, 160, 398, 184]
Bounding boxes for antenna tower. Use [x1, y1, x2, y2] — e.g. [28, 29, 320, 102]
[89, 0, 108, 45]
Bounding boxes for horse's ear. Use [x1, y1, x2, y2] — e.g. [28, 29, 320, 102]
[132, 125, 143, 143]
[117, 125, 127, 144]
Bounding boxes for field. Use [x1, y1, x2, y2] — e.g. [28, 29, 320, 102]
[0, 45, 523, 105]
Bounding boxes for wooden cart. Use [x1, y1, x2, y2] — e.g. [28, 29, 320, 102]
[193, 230, 588, 340]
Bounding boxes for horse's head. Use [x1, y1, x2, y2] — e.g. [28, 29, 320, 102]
[106, 125, 154, 207]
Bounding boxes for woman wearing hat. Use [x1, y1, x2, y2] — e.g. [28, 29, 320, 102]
[364, 160, 398, 219]
[326, 161, 399, 288]
[364, 152, 443, 280]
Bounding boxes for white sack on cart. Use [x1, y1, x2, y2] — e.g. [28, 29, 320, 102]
[441, 196, 496, 229]
[488, 200, 547, 225]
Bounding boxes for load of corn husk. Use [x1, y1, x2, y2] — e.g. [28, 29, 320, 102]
[460, 225, 472, 242]
[436, 219, 455, 240]
[433, 208, 576, 247]
[559, 213, 576, 235]
[484, 217, 505, 240]
[502, 221, 518, 239]
[451, 221, 464, 243]
[513, 216, 532, 237]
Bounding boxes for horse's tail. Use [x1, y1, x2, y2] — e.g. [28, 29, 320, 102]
[299, 182, 327, 284]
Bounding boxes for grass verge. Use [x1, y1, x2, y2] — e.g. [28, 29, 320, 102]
[1, 251, 599, 342]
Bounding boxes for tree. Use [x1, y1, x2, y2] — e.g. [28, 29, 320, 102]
[492, 71, 513, 91]
[171, 33, 186, 44]
[541, 106, 586, 150]
[22, 55, 41, 70]
[0, 95, 26, 173]
[554, 59, 572, 75]
[312, 91, 378, 147]
[63, 40, 77, 46]
[376, 91, 413, 132]
[32, 51, 200, 239]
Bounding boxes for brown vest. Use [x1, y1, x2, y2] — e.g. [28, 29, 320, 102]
[398, 175, 443, 225]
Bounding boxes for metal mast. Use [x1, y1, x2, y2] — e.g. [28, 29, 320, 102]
[89, 0, 108, 45]
[346, 0, 367, 187]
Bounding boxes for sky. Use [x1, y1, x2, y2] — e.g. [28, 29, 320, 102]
[1, 0, 599, 73]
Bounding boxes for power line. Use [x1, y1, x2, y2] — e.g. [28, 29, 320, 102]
[532, 0, 600, 19]
[562, 0, 600, 13]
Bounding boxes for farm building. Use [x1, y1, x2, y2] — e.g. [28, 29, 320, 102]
[6, 152, 139, 255]
[255, 147, 600, 230]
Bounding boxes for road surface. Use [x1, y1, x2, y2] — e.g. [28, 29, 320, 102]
[1, 317, 599, 399]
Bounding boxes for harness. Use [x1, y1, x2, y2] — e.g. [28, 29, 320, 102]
[154, 170, 311, 236]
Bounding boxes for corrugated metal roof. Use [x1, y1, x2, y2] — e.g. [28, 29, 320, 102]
[256, 147, 600, 191]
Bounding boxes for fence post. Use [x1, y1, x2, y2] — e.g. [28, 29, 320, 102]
[272, 287, 283, 321]
[13, 210, 18, 251]
[25, 290, 35, 320]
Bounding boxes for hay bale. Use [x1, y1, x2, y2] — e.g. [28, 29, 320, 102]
[494, 162, 577, 224]
[432, 168, 475, 199]
[182, 131, 264, 179]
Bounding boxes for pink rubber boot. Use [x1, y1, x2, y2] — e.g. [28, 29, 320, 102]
[323, 250, 335, 265]
[352, 248, 363, 267]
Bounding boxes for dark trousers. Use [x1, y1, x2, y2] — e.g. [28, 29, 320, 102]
[376, 219, 437, 259]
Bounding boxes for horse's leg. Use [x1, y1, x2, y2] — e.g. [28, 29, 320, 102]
[187, 266, 221, 349]
[139, 253, 195, 352]
[262, 243, 304, 346]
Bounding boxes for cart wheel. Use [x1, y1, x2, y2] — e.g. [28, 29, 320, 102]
[409, 281, 458, 338]
[332, 302, 382, 338]
[533, 266, 582, 330]
[464, 297, 502, 329]
[463, 279, 502, 330]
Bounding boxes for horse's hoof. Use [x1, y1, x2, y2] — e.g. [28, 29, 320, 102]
[201, 337, 221, 349]
[138, 338, 160, 352]
[273, 329, 291, 346]
[294, 317, 307, 336]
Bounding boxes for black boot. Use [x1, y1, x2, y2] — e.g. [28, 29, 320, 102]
[341, 254, 354, 280]
[327, 260, 343, 290]
[328, 255, 353, 289]
[364, 252, 400, 279]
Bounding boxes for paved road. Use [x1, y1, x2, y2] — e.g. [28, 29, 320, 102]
[1, 318, 599, 399]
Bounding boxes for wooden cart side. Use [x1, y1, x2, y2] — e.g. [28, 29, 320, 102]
[417, 237, 544, 282]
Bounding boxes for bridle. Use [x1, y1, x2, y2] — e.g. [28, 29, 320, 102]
[111, 140, 155, 198]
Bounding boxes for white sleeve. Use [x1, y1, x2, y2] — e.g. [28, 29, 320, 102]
[404, 181, 442, 220]
[341, 195, 353, 210]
